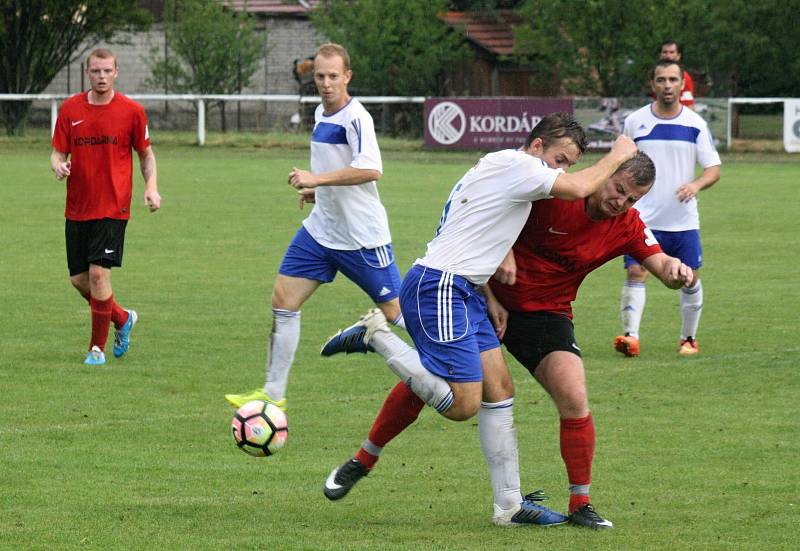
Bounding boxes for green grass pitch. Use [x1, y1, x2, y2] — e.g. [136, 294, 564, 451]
[0, 137, 798, 550]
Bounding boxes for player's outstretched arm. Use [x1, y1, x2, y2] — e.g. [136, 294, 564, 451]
[288, 166, 381, 190]
[137, 146, 160, 212]
[50, 149, 71, 180]
[550, 135, 637, 200]
[642, 253, 695, 289]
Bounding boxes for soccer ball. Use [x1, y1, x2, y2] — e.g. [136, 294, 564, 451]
[231, 400, 288, 457]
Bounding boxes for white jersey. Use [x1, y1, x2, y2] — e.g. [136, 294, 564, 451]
[418, 149, 561, 285]
[302, 98, 389, 250]
[624, 104, 721, 231]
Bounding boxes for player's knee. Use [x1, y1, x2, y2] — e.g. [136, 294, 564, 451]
[442, 393, 481, 421]
[627, 264, 648, 282]
[87, 264, 109, 286]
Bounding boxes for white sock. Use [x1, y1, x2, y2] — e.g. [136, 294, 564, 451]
[621, 280, 646, 339]
[263, 308, 301, 401]
[680, 279, 703, 340]
[479, 398, 522, 510]
[371, 331, 454, 414]
[390, 312, 406, 331]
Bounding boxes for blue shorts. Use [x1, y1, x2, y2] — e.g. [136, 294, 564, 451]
[399, 264, 500, 383]
[279, 226, 402, 303]
[624, 229, 702, 270]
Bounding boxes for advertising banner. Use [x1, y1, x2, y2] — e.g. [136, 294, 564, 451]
[783, 99, 800, 153]
[424, 98, 574, 150]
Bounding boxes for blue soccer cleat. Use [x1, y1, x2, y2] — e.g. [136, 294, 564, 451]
[320, 308, 389, 357]
[493, 491, 569, 527]
[113, 309, 138, 358]
[84, 345, 106, 366]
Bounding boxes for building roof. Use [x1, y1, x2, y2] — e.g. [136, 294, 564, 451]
[221, 1, 319, 16]
[438, 10, 522, 56]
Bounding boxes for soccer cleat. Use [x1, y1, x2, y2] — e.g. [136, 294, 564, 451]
[224, 389, 287, 411]
[613, 334, 640, 357]
[320, 308, 390, 357]
[493, 491, 569, 527]
[323, 458, 369, 501]
[569, 503, 613, 529]
[113, 309, 138, 358]
[679, 337, 699, 356]
[84, 345, 106, 366]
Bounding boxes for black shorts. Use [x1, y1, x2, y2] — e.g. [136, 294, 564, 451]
[65, 218, 128, 276]
[502, 311, 581, 376]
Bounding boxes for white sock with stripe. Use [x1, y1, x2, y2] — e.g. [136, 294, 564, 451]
[370, 331, 454, 414]
[680, 279, 703, 339]
[621, 280, 646, 339]
[479, 398, 523, 510]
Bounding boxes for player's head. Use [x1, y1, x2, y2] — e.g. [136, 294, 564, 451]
[524, 113, 587, 170]
[314, 43, 352, 112]
[85, 48, 119, 94]
[651, 59, 684, 106]
[659, 41, 683, 62]
[586, 152, 655, 219]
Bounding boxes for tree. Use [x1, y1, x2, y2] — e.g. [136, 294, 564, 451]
[312, 0, 470, 97]
[145, 0, 263, 131]
[0, 1, 150, 136]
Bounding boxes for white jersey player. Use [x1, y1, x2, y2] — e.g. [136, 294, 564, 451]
[224, 43, 405, 411]
[615, 59, 721, 358]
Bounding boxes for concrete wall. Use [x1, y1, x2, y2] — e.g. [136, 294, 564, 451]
[37, 18, 325, 131]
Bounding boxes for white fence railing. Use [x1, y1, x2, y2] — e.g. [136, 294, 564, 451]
[0, 93, 426, 145]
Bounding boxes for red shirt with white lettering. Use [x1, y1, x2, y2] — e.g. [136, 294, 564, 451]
[490, 197, 662, 318]
[52, 91, 150, 221]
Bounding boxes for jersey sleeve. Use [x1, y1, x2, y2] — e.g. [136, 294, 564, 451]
[131, 103, 151, 153]
[508, 155, 561, 203]
[627, 216, 662, 264]
[695, 120, 721, 168]
[346, 110, 382, 174]
[52, 104, 71, 153]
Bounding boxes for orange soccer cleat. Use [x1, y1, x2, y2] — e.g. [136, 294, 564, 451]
[613, 334, 640, 357]
[679, 337, 699, 356]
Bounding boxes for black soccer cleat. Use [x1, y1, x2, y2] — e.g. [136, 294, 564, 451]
[323, 458, 369, 501]
[569, 503, 614, 529]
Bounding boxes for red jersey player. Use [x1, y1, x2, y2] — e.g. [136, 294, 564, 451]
[485, 151, 694, 528]
[50, 48, 160, 365]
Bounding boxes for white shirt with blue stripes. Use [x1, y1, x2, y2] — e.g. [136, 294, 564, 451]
[302, 98, 389, 250]
[624, 104, 721, 231]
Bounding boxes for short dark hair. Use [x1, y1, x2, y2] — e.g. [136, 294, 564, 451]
[524, 112, 587, 154]
[650, 58, 684, 81]
[659, 40, 682, 54]
[616, 151, 656, 187]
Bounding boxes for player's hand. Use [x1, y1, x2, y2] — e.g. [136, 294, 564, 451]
[288, 167, 317, 189]
[54, 161, 71, 180]
[610, 135, 637, 161]
[676, 182, 699, 203]
[298, 188, 315, 209]
[492, 250, 517, 286]
[665, 258, 694, 288]
[486, 294, 509, 340]
[144, 189, 161, 212]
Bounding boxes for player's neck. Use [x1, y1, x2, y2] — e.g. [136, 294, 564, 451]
[88, 88, 115, 106]
[322, 94, 351, 116]
[652, 100, 681, 118]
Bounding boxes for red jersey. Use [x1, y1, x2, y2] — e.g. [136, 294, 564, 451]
[52, 92, 150, 221]
[490, 197, 662, 318]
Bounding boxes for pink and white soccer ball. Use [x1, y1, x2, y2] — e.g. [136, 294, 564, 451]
[231, 400, 288, 457]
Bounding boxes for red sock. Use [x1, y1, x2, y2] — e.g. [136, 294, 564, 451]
[89, 296, 113, 351]
[355, 382, 425, 470]
[108, 295, 129, 328]
[560, 413, 595, 513]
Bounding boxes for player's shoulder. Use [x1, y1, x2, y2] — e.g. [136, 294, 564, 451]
[113, 92, 146, 113]
[343, 97, 373, 122]
[677, 106, 708, 127]
[61, 92, 88, 111]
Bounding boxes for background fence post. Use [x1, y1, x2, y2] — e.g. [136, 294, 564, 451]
[51, 99, 58, 137]
[197, 99, 205, 146]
